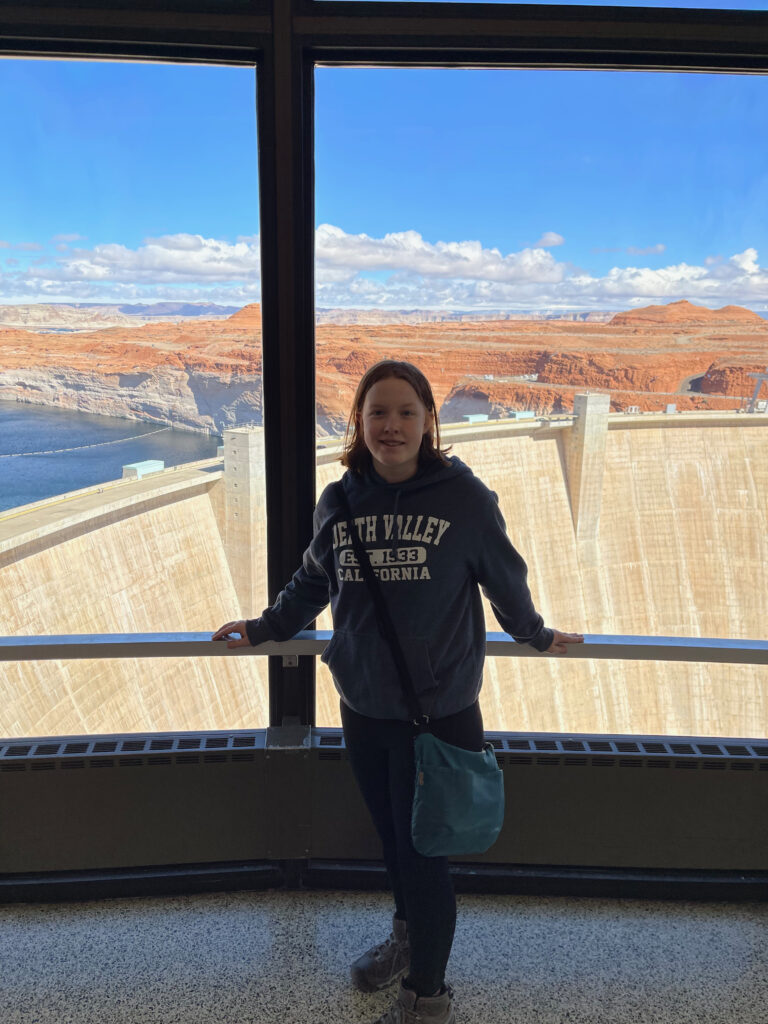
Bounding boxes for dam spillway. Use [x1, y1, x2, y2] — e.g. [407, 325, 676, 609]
[0, 408, 766, 739]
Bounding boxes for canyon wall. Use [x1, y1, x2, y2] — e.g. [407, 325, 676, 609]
[0, 305, 263, 434]
[1, 302, 766, 436]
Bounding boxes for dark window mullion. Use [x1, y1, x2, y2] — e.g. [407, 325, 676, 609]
[258, 0, 317, 727]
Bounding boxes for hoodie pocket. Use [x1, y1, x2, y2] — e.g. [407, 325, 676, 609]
[322, 630, 438, 716]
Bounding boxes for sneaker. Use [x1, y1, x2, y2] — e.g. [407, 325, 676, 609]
[350, 916, 410, 992]
[367, 981, 455, 1024]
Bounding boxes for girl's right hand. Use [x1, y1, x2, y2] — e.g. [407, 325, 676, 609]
[212, 620, 251, 648]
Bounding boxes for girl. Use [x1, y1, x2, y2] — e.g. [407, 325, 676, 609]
[213, 360, 583, 1024]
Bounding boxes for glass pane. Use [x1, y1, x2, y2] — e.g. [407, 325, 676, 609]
[0, 59, 267, 738]
[314, 67, 768, 737]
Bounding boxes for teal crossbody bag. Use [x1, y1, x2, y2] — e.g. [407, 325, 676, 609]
[338, 487, 505, 857]
[411, 732, 504, 857]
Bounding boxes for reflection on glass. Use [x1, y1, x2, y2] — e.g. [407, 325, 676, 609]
[0, 59, 266, 738]
[314, 67, 768, 735]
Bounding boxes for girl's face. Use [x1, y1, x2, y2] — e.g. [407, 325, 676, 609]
[359, 376, 433, 483]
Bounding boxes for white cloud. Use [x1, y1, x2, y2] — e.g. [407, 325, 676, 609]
[51, 233, 86, 244]
[0, 232, 261, 304]
[316, 225, 565, 285]
[315, 232, 768, 311]
[24, 234, 261, 288]
[533, 232, 565, 248]
[729, 247, 759, 274]
[1, 228, 766, 313]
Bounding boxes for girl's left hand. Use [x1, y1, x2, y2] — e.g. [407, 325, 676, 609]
[547, 630, 585, 655]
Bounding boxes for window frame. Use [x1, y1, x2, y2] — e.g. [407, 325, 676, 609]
[1, 0, 767, 726]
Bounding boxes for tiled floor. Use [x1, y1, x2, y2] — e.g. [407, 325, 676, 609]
[1, 888, 766, 1023]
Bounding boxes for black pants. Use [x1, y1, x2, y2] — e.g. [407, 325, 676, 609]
[340, 698, 485, 997]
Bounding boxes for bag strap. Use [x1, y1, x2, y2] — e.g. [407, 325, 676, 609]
[337, 486, 427, 727]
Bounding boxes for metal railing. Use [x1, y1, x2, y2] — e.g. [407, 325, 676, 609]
[1, 631, 767, 664]
[1, 630, 766, 886]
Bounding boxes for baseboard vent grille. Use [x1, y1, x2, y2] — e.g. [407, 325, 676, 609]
[0, 730, 267, 765]
[1, 729, 766, 772]
[317, 729, 768, 773]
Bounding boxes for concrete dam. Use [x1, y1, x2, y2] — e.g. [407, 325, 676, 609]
[1, 402, 766, 740]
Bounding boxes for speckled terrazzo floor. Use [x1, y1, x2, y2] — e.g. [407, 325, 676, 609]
[0, 889, 766, 1024]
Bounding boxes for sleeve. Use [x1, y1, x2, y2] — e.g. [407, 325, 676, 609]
[244, 502, 332, 646]
[474, 491, 553, 653]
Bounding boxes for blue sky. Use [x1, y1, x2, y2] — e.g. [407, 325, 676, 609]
[2, 61, 259, 247]
[1, 58, 767, 312]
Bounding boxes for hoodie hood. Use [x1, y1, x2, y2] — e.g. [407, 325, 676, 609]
[344, 455, 472, 500]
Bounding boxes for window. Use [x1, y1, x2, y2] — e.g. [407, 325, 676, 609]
[0, 59, 268, 737]
[314, 66, 768, 735]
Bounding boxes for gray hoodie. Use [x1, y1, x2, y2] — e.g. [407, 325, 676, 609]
[245, 456, 553, 720]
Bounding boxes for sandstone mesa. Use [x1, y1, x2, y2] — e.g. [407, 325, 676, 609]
[0, 301, 765, 434]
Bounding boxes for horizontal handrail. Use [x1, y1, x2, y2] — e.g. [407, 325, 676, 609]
[0, 631, 766, 665]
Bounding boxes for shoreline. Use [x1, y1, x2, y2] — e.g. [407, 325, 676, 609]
[4, 395, 223, 437]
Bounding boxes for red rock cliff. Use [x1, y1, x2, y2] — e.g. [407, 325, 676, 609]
[1, 301, 766, 432]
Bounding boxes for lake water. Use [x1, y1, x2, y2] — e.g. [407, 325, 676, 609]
[0, 401, 221, 513]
